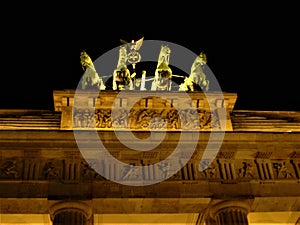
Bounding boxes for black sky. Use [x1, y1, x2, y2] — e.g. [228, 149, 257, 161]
[1, 4, 299, 111]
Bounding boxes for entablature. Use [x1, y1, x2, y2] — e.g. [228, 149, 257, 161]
[53, 89, 237, 131]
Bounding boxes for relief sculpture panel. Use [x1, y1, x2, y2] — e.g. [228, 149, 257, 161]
[72, 107, 220, 131]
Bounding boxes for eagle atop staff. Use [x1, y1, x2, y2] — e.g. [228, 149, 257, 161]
[120, 36, 144, 65]
[120, 36, 144, 51]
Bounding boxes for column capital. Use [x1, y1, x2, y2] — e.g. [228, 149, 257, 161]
[48, 200, 93, 221]
[209, 199, 252, 220]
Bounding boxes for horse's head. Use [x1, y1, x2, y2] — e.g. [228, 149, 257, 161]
[80, 50, 106, 90]
[188, 52, 209, 91]
[80, 50, 94, 70]
[190, 52, 206, 77]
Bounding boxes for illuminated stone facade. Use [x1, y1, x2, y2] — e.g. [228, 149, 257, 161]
[0, 90, 300, 225]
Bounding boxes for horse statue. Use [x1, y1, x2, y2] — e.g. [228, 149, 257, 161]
[112, 46, 134, 90]
[179, 51, 210, 91]
[151, 45, 173, 91]
[80, 50, 106, 90]
[157, 44, 171, 67]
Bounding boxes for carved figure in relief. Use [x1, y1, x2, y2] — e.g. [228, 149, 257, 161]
[82, 109, 94, 128]
[166, 109, 180, 129]
[274, 162, 293, 178]
[94, 109, 105, 128]
[81, 161, 103, 179]
[158, 161, 172, 179]
[121, 165, 140, 180]
[198, 111, 211, 129]
[199, 160, 218, 178]
[137, 109, 153, 129]
[128, 109, 140, 128]
[103, 109, 112, 128]
[43, 161, 60, 179]
[73, 109, 113, 129]
[238, 162, 254, 178]
[180, 109, 200, 130]
[73, 109, 95, 128]
[204, 166, 218, 178]
[0, 159, 18, 178]
[94, 109, 112, 128]
[80, 50, 106, 90]
[211, 111, 221, 129]
[73, 109, 83, 127]
[112, 109, 128, 128]
[149, 117, 166, 129]
[245, 163, 254, 177]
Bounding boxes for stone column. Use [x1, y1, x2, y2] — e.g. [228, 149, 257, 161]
[49, 201, 93, 225]
[210, 200, 251, 225]
[53, 210, 90, 225]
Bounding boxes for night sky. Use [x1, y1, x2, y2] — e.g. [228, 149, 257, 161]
[1, 4, 299, 112]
